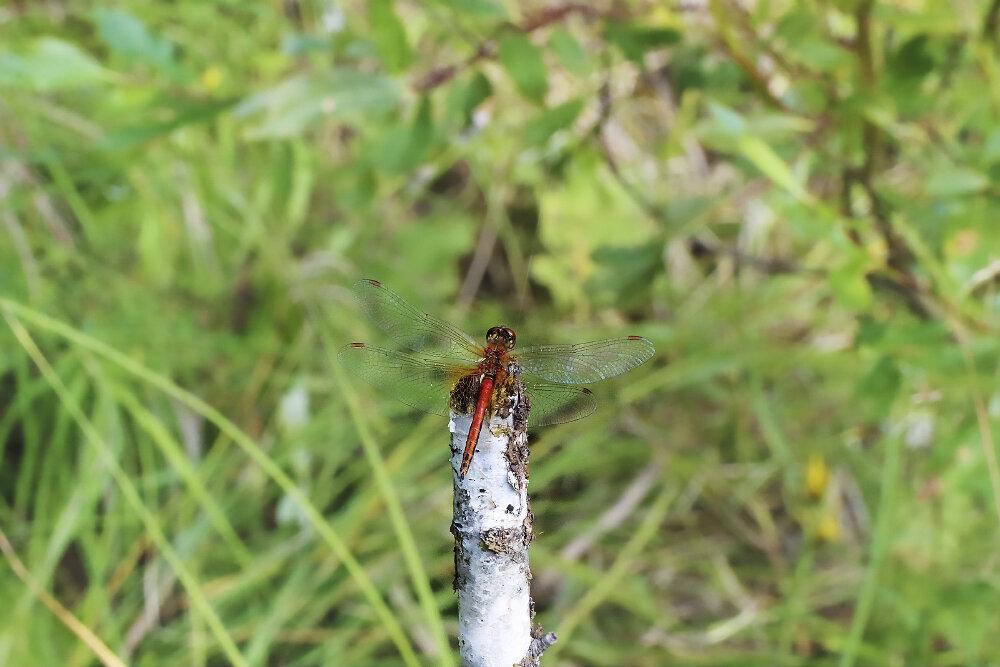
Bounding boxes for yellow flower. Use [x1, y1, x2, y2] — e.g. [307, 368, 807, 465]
[804, 454, 829, 499]
[201, 66, 224, 91]
[817, 512, 841, 542]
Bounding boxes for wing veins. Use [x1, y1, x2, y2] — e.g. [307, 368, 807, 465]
[339, 344, 476, 417]
[520, 375, 598, 426]
[516, 336, 655, 384]
[353, 279, 480, 360]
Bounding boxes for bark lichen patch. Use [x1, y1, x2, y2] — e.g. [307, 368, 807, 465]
[504, 435, 529, 481]
[452, 543, 463, 591]
[451, 520, 470, 590]
[452, 487, 472, 517]
[494, 365, 519, 418]
[513, 384, 530, 433]
[504, 380, 531, 484]
[481, 525, 533, 554]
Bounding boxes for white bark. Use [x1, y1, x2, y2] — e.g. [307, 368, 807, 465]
[449, 377, 556, 667]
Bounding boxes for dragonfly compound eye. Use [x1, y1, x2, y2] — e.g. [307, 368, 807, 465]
[487, 326, 516, 349]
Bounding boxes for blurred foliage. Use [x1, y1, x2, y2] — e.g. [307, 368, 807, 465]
[2, 1, 1000, 666]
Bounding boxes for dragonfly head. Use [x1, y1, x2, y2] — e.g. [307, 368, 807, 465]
[486, 325, 516, 350]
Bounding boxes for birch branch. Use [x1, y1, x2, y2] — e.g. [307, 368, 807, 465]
[449, 367, 557, 667]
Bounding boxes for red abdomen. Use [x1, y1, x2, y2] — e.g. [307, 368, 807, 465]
[457, 347, 507, 478]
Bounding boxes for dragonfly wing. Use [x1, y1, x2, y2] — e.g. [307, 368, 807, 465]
[516, 336, 655, 384]
[339, 343, 474, 417]
[353, 279, 481, 360]
[522, 377, 598, 426]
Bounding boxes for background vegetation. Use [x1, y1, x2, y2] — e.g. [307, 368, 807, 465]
[2, 1, 1000, 665]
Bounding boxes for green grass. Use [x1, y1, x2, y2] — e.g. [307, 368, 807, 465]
[3, 1, 1000, 666]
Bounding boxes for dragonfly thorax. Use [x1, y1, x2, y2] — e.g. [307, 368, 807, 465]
[486, 325, 516, 350]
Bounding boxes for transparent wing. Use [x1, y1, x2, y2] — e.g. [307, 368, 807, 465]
[339, 343, 475, 416]
[522, 376, 599, 426]
[515, 336, 655, 384]
[352, 279, 481, 360]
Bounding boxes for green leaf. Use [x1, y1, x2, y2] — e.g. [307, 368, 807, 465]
[707, 103, 746, 134]
[925, 161, 989, 197]
[604, 22, 681, 64]
[370, 96, 434, 175]
[698, 104, 812, 149]
[281, 34, 333, 56]
[982, 128, 1000, 163]
[856, 356, 901, 418]
[91, 8, 186, 81]
[774, 6, 818, 46]
[497, 32, 547, 104]
[434, 0, 507, 17]
[736, 134, 812, 204]
[523, 99, 584, 146]
[854, 316, 887, 347]
[830, 251, 873, 310]
[99, 99, 234, 151]
[549, 27, 588, 75]
[0, 38, 105, 90]
[234, 69, 400, 139]
[590, 242, 661, 306]
[886, 35, 936, 82]
[368, 0, 412, 73]
[796, 41, 851, 71]
[844, 90, 897, 129]
[456, 71, 492, 125]
[830, 0, 865, 11]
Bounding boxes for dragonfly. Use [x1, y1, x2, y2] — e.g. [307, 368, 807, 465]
[339, 279, 655, 478]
